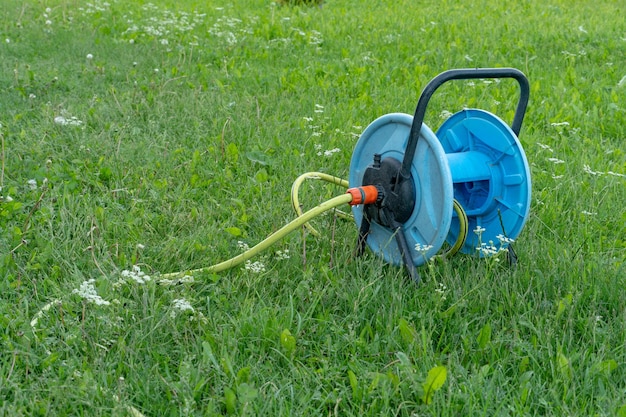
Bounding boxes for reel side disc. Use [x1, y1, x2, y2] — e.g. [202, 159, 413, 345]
[349, 113, 453, 266]
[436, 109, 531, 255]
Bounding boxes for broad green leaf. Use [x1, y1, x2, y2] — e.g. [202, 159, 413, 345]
[225, 227, 242, 237]
[477, 323, 492, 349]
[280, 328, 296, 356]
[348, 370, 360, 401]
[237, 383, 258, 403]
[236, 366, 251, 384]
[255, 168, 269, 182]
[398, 318, 417, 345]
[557, 352, 572, 381]
[246, 150, 271, 166]
[224, 387, 237, 415]
[226, 143, 239, 162]
[595, 359, 618, 374]
[421, 365, 447, 405]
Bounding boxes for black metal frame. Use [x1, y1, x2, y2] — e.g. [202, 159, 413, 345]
[400, 68, 530, 181]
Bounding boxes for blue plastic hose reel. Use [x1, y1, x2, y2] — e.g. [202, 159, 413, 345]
[348, 68, 532, 280]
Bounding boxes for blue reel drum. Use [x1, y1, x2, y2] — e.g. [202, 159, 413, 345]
[348, 68, 531, 278]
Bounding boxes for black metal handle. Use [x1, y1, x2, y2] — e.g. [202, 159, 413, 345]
[400, 68, 530, 180]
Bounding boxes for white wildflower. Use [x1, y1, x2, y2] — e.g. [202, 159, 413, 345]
[473, 225, 486, 235]
[323, 148, 341, 157]
[583, 164, 602, 176]
[170, 298, 194, 318]
[440, 110, 453, 119]
[45, 20, 52, 25]
[237, 240, 250, 251]
[275, 249, 290, 260]
[581, 210, 597, 216]
[551, 122, 570, 127]
[120, 265, 151, 284]
[27, 179, 38, 190]
[244, 260, 266, 273]
[578, 26, 588, 33]
[496, 234, 515, 245]
[537, 142, 554, 152]
[29, 93, 36, 99]
[72, 279, 110, 305]
[54, 115, 84, 126]
[435, 282, 447, 300]
[86, 53, 93, 60]
[136, 243, 145, 250]
[415, 243, 433, 253]
[547, 157, 565, 164]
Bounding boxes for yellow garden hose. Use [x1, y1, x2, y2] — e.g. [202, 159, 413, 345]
[290, 172, 349, 238]
[159, 193, 354, 280]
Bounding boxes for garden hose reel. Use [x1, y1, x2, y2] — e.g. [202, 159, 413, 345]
[348, 68, 532, 281]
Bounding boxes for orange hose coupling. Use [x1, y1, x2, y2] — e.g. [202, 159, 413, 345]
[346, 185, 379, 206]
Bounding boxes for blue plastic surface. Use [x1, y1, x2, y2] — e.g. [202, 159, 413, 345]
[436, 109, 531, 255]
[349, 113, 453, 266]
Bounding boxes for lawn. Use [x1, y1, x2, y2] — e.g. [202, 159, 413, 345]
[1, 0, 625, 415]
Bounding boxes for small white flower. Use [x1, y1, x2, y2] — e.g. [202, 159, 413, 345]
[275, 249, 290, 260]
[581, 210, 597, 216]
[583, 164, 602, 176]
[136, 243, 145, 250]
[160, 39, 168, 45]
[440, 110, 453, 119]
[154, 68, 159, 73]
[27, 179, 38, 190]
[551, 122, 570, 127]
[473, 225, 486, 235]
[72, 279, 110, 305]
[5, 38, 10, 43]
[86, 53, 93, 60]
[496, 234, 515, 244]
[45, 20, 52, 25]
[244, 260, 266, 273]
[537, 142, 554, 152]
[414, 243, 433, 253]
[29, 93, 36, 99]
[120, 265, 151, 284]
[170, 298, 194, 318]
[129, 39, 135, 44]
[547, 157, 565, 164]
[45, 7, 52, 13]
[54, 115, 84, 126]
[237, 241, 250, 251]
[323, 148, 341, 157]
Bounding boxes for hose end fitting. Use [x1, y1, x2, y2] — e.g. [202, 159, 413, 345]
[347, 185, 380, 206]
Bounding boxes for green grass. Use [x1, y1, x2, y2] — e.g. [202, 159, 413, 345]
[1, 0, 625, 415]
